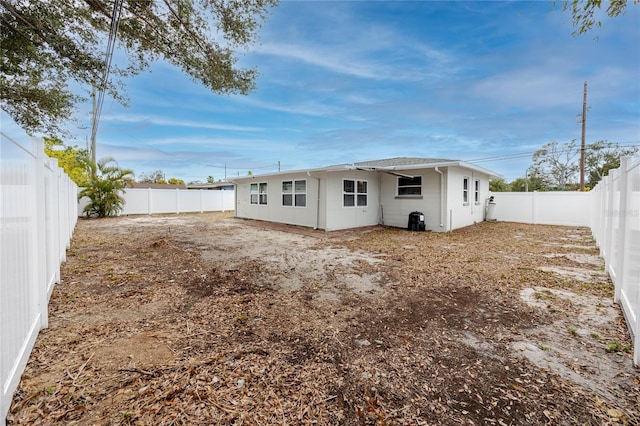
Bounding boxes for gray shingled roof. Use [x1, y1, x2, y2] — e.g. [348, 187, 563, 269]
[232, 156, 502, 181]
[354, 157, 456, 168]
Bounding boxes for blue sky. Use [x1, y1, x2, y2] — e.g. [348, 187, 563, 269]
[3, 1, 639, 182]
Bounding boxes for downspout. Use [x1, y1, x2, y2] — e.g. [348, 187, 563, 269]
[232, 182, 238, 218]
[307, 171, 321, 230]
[378, 172, 383, 225]
[435, 167, 444, 229]
[471, 172, 475, 214]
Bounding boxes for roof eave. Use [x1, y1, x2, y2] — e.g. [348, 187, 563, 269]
[375, 161, 502, 179]
[229, 160, 503, 181]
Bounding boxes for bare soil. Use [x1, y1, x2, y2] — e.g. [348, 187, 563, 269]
[7, 212, 640, 425]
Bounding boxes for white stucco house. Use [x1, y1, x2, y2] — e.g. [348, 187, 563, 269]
[232, 157, 502, 232]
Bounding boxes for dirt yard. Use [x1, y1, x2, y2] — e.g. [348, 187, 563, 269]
[7, 212, 639, 425]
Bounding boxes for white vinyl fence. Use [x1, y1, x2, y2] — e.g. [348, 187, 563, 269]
[488, 191, 592, 227]
[1, 133, 78, 421]
[590, 157, 640, 367]
[77, 187, 234, 216]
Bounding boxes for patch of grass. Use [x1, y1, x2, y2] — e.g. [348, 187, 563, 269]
[590, 332, 601, 340]
[235, 312, 249, 323]
[538, 344, 551, 351]
[606, 340, 631, 354]
[568, 326, 578, 336]
[121, 411, 137, 423]
[534, 289, 554, 300]
[45, 386, 56, 395]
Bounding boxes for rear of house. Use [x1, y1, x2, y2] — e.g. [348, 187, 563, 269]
[233, 157, 500, 232]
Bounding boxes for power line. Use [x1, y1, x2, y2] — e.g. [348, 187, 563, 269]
[465, 141, 640, 164]
[134, 143, 279, 172]
[90, 0, 124, 162]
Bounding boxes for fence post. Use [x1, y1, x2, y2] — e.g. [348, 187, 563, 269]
[605, 170, 619, 279]
[33, 137, 48, 328]
[200, 189, 204, 213]
[531, 191, 537, 224]
[49, 158, 61, 286]
[591, 185, 601, 247]
[599, 177, 608, 256]
[58, 169, 67, 262]
[147, 187, 152, 215]
[176, 188, 179, 214]
[614, 158, 629, 303]
[603, 172, 614, 263]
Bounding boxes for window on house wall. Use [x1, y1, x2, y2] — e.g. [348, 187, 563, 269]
[343, 179, 367, 207]
[397, 176, 422, 196]
[250, 183, 258, 204]
[295, 180, 307, 207]
[282, 180, 306, 207]
[282, 181, 292, 206]
[259, 182, 268, 205]
[463, 177, 469, 204]
[474, 179, 480, 203]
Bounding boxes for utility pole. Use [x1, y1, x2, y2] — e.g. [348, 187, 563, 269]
[90, 88, 96, 164]
[278, 160, 280, 172]
[579, 81, 587, 191]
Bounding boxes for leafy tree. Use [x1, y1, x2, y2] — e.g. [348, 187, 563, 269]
[585, 140, 639, 188]
[138, 170, 165, 184]
[524, 168, 549, 192]
[44, 136, 90, 186]
[509, 178, 528, 192]
[207, 175, 215, 184]
[1, 0, 278, 135]
[562, 0, 637, 36]
[78, 157, 134, 217]
[532, 140, 579, 190]
[489, 178, 510, 192]
[167, 177, 185, 185]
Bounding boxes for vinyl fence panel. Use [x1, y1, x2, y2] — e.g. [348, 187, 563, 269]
[488, 191, 591, 227]
[590, 157, 640, 367]
[78, 187, 235, 216]
[1, 133, 77, 421]
[617, 158, 639, 366]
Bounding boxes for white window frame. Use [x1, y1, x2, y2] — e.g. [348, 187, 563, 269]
[251, 182, 267, 205]
[474, 179, 480, 204]
[250, 183, 258, 205]
[397, 175, 422, 197]
[259, 182, 268, 205]
[343, 179, 367, 207]
[463, 177, 469, 205]
[282, 179, 306, 207]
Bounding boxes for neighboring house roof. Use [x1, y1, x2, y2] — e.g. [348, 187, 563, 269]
[131, 183, 187, 189]
[232, 157, 502, 182]
[187, 182, 234, 190]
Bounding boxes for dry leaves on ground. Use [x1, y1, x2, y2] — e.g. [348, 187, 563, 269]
[8, 212, 640, 425]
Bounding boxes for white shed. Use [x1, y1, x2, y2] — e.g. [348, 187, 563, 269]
[232, 157, 501, 232]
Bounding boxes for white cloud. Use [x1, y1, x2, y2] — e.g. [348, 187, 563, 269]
[101, 114, 264, 132]
[255, 42, 389, 80]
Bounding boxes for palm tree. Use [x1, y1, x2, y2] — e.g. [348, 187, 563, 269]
[78, 157, 134, 217]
